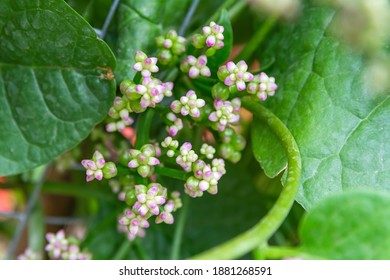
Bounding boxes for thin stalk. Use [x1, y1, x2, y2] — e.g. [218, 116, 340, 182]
[179, 0, 200, 36]
[170, 195, 190, 260]
[6, 164, 50, 259]
[154, 166, 188, 181]
[257, 246, 300, 259]
[99, 0, 120, 39]
[135, 109, 155, 149]
[191, 100, 301, 259]
[235, 14, 279, 62]
[113, 240, 133, 260]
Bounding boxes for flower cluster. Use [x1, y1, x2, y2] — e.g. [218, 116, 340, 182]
[45, 230, 91, 260]
[81, 151, 117, 182]
[176, 142, 199, 172]
[247, 72, 278, 101]
[127, 144, 160, 178]
[81, 20, 279, 245]
[161, 136, 179, 157]
[166, 112, 184, 137]
[218, 60, 254, 91]
[192, 21, 225, 56]
[185, 158, 226, 197]
[118, 186, 182, 240]
[170, 90, 205, 118]
[209, 98, 241, 132]
[180, 55, 211, 78]
[156, 30, 187, 65]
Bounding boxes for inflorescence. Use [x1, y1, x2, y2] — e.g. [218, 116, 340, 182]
[81, 20, 278, 243]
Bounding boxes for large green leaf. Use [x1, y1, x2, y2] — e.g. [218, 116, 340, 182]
[0, 0, 116, 176]
[299, 191, 390, 259]
[252, 4, 390, 209]
[116, 0, 192, 82]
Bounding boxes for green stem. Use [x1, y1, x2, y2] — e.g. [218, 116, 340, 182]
[256, 246, 300, 259]
[170, 195, 190, 260]
[134, 239, 150, 260]
[113, 240, 133, 260]
[154, 166, 188, 181]
[190, 100, 301, 259]
[135, 109, 155, 149]
[234, 14, 279, 62]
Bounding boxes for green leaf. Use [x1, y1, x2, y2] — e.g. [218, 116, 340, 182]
[116, 0, 192, 82]
[0, 0, 116, 176]
[252, 4, 390, 209]
[299, 191, 390, 259]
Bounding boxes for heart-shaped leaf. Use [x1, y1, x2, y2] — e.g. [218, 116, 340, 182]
[252, 4, 390, 209]
[299, 191, 390, 259]
[0, 0, 116, 176]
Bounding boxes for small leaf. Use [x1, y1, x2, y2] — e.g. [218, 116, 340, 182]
[299, 191, 390, 259]
[0, 0, 116, 176]
[252, 4, 390, 209]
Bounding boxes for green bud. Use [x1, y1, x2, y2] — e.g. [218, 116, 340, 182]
[155, 35, 165, 47]
[158, 49, 173, 65]
[217, 66, 229, 82]
[119, 150, 132, 166]
[230, 151, 242, 163]
[120, 80, 135, 95]
[166, 30, 178, 40]
[212, 82, 230, 100]
[137, 165, 151, 178]
[231, 134, 246, 151]
[125, 188, 137, 206]
[205, 47, 216, 57]
[219, 143, 234, 159]
[129, 100, 147, 113]
[191, 34, 206, 49]
[171, 43, 186, 56]
[102, 162, 117, 179]
[140, 144, 156, 156]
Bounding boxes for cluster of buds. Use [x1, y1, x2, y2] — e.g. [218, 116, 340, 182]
[247, 72, 278, 101]
[133, 183, 167, 216]
[218, 61, 254, 91]
[192, 21, 225, 56]
[45, 230, 91, 260]
[200, 143, 216, 159]
[176, 142, 199, 172]
[170, 90, 206, 118]
[127, 144, 160, 178]
[82, 20, 279, 246]
[156, 30, 187, 65]
[121, 76, 173, 110]
[133, 50, 159, 77]
[166, 113, 184, 137]
[208, 98, 241, 132]
[118, 209, 150, 241]
[106, 97, 134, 132]
[161, 136, 179, 157]
[219, 128, 246, 163]
[180, 55, 211, 78]
[184, 158, 226, 197]
[118, 186, 182, 239]
[81, 151, 117, 182]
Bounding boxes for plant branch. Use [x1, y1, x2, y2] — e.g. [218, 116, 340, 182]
[6, 164, 50, 259]
[154, 166, 188, 181]
[190, 99, 301, 259]
[135, 108, 155, 149]
[170, 195, 190, 260]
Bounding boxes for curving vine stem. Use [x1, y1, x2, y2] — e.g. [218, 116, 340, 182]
[191, 98, 301, 260]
